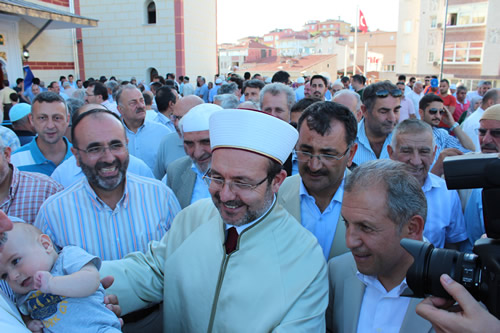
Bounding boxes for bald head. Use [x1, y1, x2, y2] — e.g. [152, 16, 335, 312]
[172, 96, 204, 135]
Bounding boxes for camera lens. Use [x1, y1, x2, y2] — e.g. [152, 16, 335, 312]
[400, 239, 482, 299]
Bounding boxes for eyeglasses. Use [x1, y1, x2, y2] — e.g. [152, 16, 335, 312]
[74, 142, 126, 157]
[170, 114, 183, 121]
[294, 146, 351, 164]
[202, 169, 268, 192]
[365, 89, 402, 101]
[475, 128, 500, 138]
[428, 108, 446, 115]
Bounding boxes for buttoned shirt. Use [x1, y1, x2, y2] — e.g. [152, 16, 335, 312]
[464, 188, 484, 247]
[407, 91, 423, 119]
[198, 84, 209, 102]
[34, 173, 181, 260]
[101, 99, 120, 115]
[299, 176, 344, 260]
[422, 173, 468, 248]
[398, 97, 416, 123]
[11, 137, 72, 176]
[432, 127, 470, 166]
[357, 273, 410, 333]
[51, 154, 154, 188]
[0, 126, 20, 152]
[189, 163, 210, 204]
[461, 107, 484, 151]
[0, 164, 63, 224]
[353, 119, 392, 166]
[153, 112, 176, 133]
[123, 120, 171, 171]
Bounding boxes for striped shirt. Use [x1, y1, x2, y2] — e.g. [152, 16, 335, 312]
[432, 126, 470, 163]
[353, 119, 393, 166]
[34, 173, 181, 260]
[0, 165, 63, 224]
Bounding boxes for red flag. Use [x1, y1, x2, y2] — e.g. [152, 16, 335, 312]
[359, 10, 368, 33]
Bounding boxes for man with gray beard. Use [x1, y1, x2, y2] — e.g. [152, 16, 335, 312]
[35, 109, 181, 260]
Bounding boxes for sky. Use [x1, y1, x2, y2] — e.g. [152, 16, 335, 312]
[217, 0, 400, 44]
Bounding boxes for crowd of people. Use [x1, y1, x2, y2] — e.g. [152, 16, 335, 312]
[0, 69, 499, 332]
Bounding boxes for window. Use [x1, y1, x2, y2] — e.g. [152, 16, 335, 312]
[268, 50, 272, 56]
[404, 53, 410, 65]
[444, 41, 483, 63]
[383, 65, 395, 72]
[147, 1, 156, 24]
[261, 49, 267, 58]
[264, 36, 274, 41]
[404, 20, 412, 33]
[430, 16, 437, 29]
[447, 4, 487, 27]
[428, 51, 434, 63]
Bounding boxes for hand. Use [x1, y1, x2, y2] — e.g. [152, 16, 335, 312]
[440, 106, 455, 127]
[430, 148, 463, 177]
[101, 275, 124, 327]
[34, 271, 53, 294]
[416, 274, 500, 333]
[26, 319, 44, 333]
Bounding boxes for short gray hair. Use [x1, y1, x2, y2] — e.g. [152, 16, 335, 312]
[214, 94, 239, 109]
[345, 159, 427, 231]
[115, 84, 139, 105]
[333, 89, 361, 111]
[217, 82, 238, 95]
[391, 119, 435, 148]
[259, 83, 295, 112]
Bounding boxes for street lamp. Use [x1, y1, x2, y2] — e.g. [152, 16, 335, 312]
[22, 48, 29, 61]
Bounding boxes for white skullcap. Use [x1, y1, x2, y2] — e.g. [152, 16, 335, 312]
[209, 109, 298, 165]
[265, 77, 272, 84]
[180, 103, 223, 133]
[215, 78, 222, 84]
[450, 84, 457, 89]
[297, 77, 305, 84]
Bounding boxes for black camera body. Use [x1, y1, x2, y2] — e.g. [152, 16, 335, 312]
[401, 153, 500, 319]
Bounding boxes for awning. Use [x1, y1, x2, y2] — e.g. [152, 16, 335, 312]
[0, 0, 98, 29]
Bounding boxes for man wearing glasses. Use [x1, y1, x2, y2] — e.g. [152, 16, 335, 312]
[101, 109, 328, 332]
[84, 81, 119, 115]
[418, 94, 474, 164]
[279, 101, 357, 260]
[352, 81, 402, 166]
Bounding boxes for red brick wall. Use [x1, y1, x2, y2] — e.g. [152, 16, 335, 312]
[39, 0, 69, 7]
[23, 61, 75, 70]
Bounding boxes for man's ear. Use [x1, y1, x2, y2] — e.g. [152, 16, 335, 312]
[405, 215, 425, 240]
[39, 234, 54, 253]
[346, 143, 358, 167]
[387, 144, 394, 158]
[271, 169, 288, 193]
[70, 147, 80, 166]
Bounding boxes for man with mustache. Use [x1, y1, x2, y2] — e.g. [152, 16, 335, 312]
[418, 94, 475, 164]
[388, 119, 468, 250]
[279, 101, 356, 260]
[116, 84, 171, 171]
[35, 109, 181, 260]
[166, 103, 222, 208]
[309, 75, 328, 101]
[464, 104, 500, 246]
[352, 81, 401, 165]
[101, 109, 328, 332]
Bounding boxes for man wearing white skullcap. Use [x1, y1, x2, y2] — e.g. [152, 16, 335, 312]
[101, 109, 328, 332]
[165, 103, 222, 208]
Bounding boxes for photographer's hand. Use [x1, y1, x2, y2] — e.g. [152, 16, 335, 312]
[416, 274, 500, 333]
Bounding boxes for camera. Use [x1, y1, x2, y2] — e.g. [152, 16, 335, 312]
[401, 153, 500, 319]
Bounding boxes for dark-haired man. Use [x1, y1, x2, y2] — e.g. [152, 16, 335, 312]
[85, 81, 119, 115]
[279, 101, 357, 260]
[153, 86, 177, 133]
[310, 75, 328, 101]
[242, 79, 265, 103]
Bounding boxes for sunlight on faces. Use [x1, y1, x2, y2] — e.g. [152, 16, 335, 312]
[73, 114, 129, 192]
[209, 149, 282, 227]
[118, 88, 146, 125]
[310, 78, 327, 100]
[244, 87, 261, 102]
[183, 130, 212, 173]
[363, 96, 400, 137]
[479, 119, 500, 153]
[30, 101, 69, 145]
[342, 184, 413, 286]
[0, 223, 56, 294]
[388, 132, 436, 186]
[297, 120, 356, 196]
[420, 101, 444, 127]
[261, 92, 290, 122]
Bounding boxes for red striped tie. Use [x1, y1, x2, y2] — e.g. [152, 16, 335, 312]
[225, 227, 238, 254]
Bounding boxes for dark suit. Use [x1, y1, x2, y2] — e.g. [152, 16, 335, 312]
[166, 156, 196, 209]
[277, 174, 349, 260]
[326, 253, 434, 333]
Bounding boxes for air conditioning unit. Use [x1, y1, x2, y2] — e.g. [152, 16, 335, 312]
[437, 23, 442, 28]
[433, 60, 441, 67]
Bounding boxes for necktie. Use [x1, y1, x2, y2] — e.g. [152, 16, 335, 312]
[225, 227, 238, 254]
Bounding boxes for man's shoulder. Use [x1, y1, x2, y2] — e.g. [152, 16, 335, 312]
[279, 174, 301, 192]
[126, 172, 167, 190]
[18, 169, 63, 188]
[167, 156, 192, 172]
[38, 178, 86, 209]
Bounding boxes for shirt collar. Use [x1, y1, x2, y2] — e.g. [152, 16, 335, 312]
[82, 175, 129, 209]
[225, 195, 277, 235]
[421, 173, 442, 192]
[356, 271, 409, 296]
[190, 162, 205, 178]
[299, 170, 346, 206]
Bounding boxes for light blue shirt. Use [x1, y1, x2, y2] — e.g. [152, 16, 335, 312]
[464, 188, 484, 248]
[432, 127, 470, 166]
[51, 154, 154, 188]
[291, 151, 299, 176]
[295, 85, 305, 101]
[123, 120, 171, 171]
[199, 84, 209, 102]
[299, 175, 344, 260]
[422, 173, 468, 248]
[153, 112, 176, 133]
[353, 119, 392, 166]
[189, 163, 211, 204]
[11, 137, 72, 176]
[209, 86, 220, 103]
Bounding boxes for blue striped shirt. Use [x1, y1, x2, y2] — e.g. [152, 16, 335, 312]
[432, 127, 470, 162]
[34, 173, 181, 260]
[353, 119, 393, 166]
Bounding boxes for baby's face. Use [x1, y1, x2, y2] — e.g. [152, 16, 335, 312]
[0, 226, 54, 294]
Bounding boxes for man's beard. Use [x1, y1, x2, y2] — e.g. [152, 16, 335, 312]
[79, 156, 129, 191]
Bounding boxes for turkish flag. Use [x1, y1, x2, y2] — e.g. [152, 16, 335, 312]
[359, 10, 368, 33]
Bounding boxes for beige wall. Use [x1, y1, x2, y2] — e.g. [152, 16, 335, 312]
[482, 0, 500, 77]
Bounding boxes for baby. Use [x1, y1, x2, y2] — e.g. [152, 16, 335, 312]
[0, 223, 121, 332]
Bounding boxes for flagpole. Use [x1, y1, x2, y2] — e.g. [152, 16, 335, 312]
[439, 0, 449, 81]
[344, 44, 348, 77]
[353, 5, 358, 75]
[364, 42, 368, 77]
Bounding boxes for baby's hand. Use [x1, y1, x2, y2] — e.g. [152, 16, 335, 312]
[26, 319, 44, 333]
[34, 271, 53, 293]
